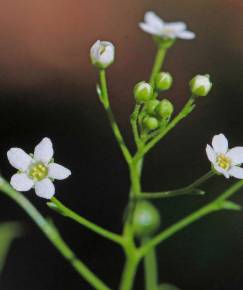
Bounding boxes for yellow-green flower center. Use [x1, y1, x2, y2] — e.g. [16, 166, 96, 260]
[216, 154, 231, 170]
[29, 162, 48, 181]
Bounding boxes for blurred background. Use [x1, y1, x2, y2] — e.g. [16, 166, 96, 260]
[0, 0, 242, 289]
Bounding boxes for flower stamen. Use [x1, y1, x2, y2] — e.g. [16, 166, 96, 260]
[216, 154, 231, 170]
[29, 162, 48, 181]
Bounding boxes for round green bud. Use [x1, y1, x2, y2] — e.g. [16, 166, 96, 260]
[155, 72, 173, 91]
[133, 201, 161, 238]
[156, 99, 174, 118]
[189, 74, 212, 97]
[145, 99, 160, 115]
[143, 116, 159, 130]
[134, 81, 153, 103]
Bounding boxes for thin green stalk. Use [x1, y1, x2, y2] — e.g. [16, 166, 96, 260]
[140, 171, 214, 199]
[50, 197, 124, 245]
[139, 179, 243, 257]
[119, 257, 139, 290]
[142, 238, 158, 290]
[134, 98, 195, 161]
[99, 69, 132, 164]
[0, 178, 111, 290]
[130, 104, 141, 148]
[149, 47, 167, 87]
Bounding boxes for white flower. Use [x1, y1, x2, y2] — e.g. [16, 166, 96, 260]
[139, 11, 195, 40]
[7, 138, 71, 199]
[90, 40, 115, 69]
[206, 134, 243, 179]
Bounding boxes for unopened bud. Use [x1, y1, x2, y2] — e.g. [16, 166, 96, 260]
[156, 99, 174, 118]
[189, 74, 212, 97]
[155, 72, 173, 91]
[134, 81, 153, 103]
[145, 100, 160, 115]
[143, 116, 159, 130]
[90, 40, 115, 69]
[133, 201, 161, 238]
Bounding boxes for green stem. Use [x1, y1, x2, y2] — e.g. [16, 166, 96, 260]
[0, 178, 111, 290]
[119, 242, 140, 290]
[130, 104, 141, 148]
[99, 69, 132, 164]
[50, 197, 124, 245]
[139, 179, 243, 257]
[134, 98, 195, 161]
[149, 47, 167, 87]
[140, 171, 214, 199]
[142, 238, 158, 290]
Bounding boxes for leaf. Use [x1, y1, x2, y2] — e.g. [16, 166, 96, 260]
[0, 222, 23, 274]
[159, 283, 181, 290]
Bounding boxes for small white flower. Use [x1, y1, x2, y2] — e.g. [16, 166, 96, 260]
[7, 138, 71, 199]
[90, 40, 115, 69]
[206, 134, 243, 179]
[139, 11, 195, 40]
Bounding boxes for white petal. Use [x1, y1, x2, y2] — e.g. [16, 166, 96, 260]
[229, 166, 243, 179]
[7, 148, 32, 171]
[99, 45, 115, 65]
[144, 11, 164, 29]
[212, 134, 228, 154]
[139, 23, 161, 36]
[10, 173, 34, 191]
[165, 22, 187, 32]
[48, 163, 71, 180]
[226, 147, 243, 165]
[35, 178, 55, 199]
[34, 137, 53, 164]
[177, 30, 196, 39]
[206, 144, 216, 163]
[213, 164, 230, 178]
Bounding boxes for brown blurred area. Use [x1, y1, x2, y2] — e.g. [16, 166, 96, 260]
[0, 1, 243, 290]
[0, 0, 242, 101]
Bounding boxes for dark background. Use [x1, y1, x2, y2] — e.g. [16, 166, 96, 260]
[0, 0, 243, 289]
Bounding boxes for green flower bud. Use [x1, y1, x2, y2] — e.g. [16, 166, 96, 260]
[145, 99, 160, 115]
[143, 116, 159, 130]
[134, 81, 153, 103]
[189, 74, 212, 97]
[156, 99, 174, 118]
[133, 201, 161, 238]
[155, 72, 173, 91]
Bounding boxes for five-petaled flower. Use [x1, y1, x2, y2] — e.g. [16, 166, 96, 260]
[206, 134, 243, 179]
[7, 138, 71, 199]
[139, 11, 195, 40]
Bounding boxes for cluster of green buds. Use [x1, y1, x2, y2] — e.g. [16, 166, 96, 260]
[133, 72, 174, 133]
